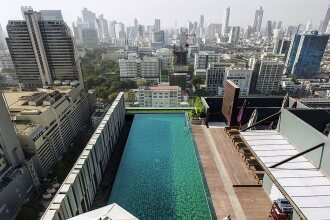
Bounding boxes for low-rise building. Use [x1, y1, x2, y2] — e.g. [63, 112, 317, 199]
[256, 59, 284, 94]
[3, 84, 89, 177]
[134, 86, 182, 107]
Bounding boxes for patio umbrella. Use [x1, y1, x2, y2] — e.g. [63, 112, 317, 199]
[247, 109, 258, 130]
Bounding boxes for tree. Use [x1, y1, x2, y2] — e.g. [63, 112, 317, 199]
[109, 92, 119, 103]
[137, 79, 147, 87]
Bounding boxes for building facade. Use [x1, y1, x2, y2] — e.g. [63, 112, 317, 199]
[6, 9, 83, 89]
[256, 59, 284, 94]
[222, 67, 253, 96]
[41, 93, 126, 220]
[194, 52, 221, 70]
[291, 31, 329, 78]
[119, 57, 159, 82]
[252, 6, 263, 34]
[206, 62, 231, 94]
[4, 84, 89, 177]
[134, 86, 181, 107]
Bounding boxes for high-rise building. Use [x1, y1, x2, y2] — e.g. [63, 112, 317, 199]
[228, 26, 240, 43]
[321, 5, 330, 33]
[291, 31, 329, 78]
[252, 6, 264, 34]
[305, 20, 312, 32]
[96, 14, 110, 40]
[188, 21, 194, 34]
[277, 21, 282, 30]
[82, 7, 96, 28]
[152, 30, 165, 44]
[6, 8, 83, 89]
[154, 19, 161, 32]
[256, 59, 284, 94]
[243, 25, 252, 39]
[0, 24, 7, 50]
[222, 7, 230, 36]
[40, 10, 63, 20]
[266, 21, 273, 38]
[285, 34, 302, 73]
[200, 15, 205, 35]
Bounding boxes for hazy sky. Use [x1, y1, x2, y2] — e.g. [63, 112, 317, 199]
[0, 0, 329, 31]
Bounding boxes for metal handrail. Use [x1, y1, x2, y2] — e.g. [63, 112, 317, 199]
[270, 142, 325, 168]
[241, 111, 281, 132]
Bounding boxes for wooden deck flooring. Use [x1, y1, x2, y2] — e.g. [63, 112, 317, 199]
[192, 125, 236, 220]
[192, 125, 272, 220]
[208, 128, 258, 186]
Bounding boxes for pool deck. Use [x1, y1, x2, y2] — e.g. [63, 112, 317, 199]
[192, 125, 272, 220]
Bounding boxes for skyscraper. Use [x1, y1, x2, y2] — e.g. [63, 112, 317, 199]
[291, 31, 329, 78]
[154, 19, 161, 32]
[82, 7, 97, 28]
[285, 34, 302, 73]
[200, 15, 205, 35]
[277, 21, 282, 30]
[266, 21, 273, 38]
[96, 14, 110, 40]
[228, 26, 240, 43]
[252, 6, 264, 34]
[321, 5, 330, 33]
[222, 7, 230, 36]
[0, 24, 7, 50]
[6, 8, 83, 89]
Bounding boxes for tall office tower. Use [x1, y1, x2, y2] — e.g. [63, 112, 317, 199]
[321, 5, 330, 33]
[39, 10, 63, 20]
[266, 21, 273, 38]
[279, 39, 291, 58]
[252, 6, 264, 34]
[154, 19, 161, 32]
[82, 7, 97, 28]
[305, 20, 312, 32]
[192, 21, 198, 34]
[0, 24, 7, 50]
[272, 21, 277, 30]
[277, 21, 282, 29]
[222, 7, 230, 36]
[256, 59, 284, 94]
[6, 8, 83, 89]
[228, 26, 240, 43]
[188, 21, 194, 34]
[243, 25, 252, 38]
[285, 34, 302, 73]
[291, 31, 329, 78]
[200, 15, 205, 35]
[134, 18, 138, 28]
[96, 14, 110, 40]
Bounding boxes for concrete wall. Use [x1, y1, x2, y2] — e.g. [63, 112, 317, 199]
[41, 92, 126, 220]
[277, 108, 330, 175]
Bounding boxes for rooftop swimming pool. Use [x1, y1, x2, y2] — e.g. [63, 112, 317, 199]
[109, 113, 213, 219]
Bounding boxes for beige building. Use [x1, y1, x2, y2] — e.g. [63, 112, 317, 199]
[134, 86, 182, 107]
[3, 84, 89, 177]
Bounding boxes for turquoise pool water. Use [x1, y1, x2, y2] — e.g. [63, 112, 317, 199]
[109, 114, 213, 219]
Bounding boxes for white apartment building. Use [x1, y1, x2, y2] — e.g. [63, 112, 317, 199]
[256, 59, 284, 94]
[119, 57, 159, 82]
[3, 84, 89, 177]
[219, 67, 253, 96]
[134, 86, 181, 107]
[206, 62, 231, 94]
[41, 93, 126, 220]
[194, 51, 221, 70]
[153, 48, 170, 69]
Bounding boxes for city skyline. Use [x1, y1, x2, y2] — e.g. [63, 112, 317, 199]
[0, 0, 329, 33]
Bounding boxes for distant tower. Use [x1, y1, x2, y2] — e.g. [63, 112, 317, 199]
[252, 6, 264, 34]
[134, 18, 138, 28]
[277, 21, 282, 30]
[321, 5, 330, 33]
[200, 15, 205, 35]
[222, 6, 230, 36]
[154, 19, 161, 32]
[266, 21, 273, 38]
[305, 20, 312, 32]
